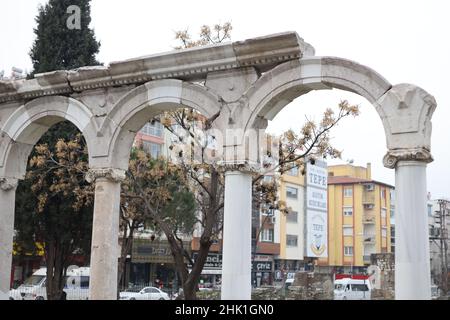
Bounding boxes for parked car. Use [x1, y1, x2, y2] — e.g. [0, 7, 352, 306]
[334, 278, 371, 300]
[9, 266, 90, 300]
[119, 286, 170, 300]
[198, 287, 213, 292]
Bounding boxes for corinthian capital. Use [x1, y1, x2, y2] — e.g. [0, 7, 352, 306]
[383, 148, 433, 169]
[378, 83, 436, 152]
[0, 177, 19, 191]
[218, 160, 261, 174]
[85, 168, 126, 183]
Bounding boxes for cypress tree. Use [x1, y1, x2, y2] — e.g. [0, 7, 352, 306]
[30, 0, 100, 76]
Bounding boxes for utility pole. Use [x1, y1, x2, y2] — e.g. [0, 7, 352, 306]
[431, 199, 449, 296]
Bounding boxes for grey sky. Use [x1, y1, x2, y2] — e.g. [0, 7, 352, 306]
[1, 0, 449, 198]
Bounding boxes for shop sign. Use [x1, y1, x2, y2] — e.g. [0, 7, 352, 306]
[252, 261, 273, 271]
[190, 253, 222, 269]
[132, 240, 180, 264]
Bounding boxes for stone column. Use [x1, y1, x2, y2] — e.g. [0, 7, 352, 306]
[86, 168, 125, 300]
[384, 149, 433, 300]
[0, 178, 18, 300]
[221, 163, 254, 300]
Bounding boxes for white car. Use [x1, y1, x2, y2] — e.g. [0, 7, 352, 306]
[119, 287, 170, 300]
[334, 278, 371, 300]
[9, 266, 90, 300]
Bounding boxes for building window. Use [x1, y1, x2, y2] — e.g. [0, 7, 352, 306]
[287, 166, 298, 176]
[343, 226, 353, 236]
[142, 141, 162, 158]
[381, 227, 387, 238]
[390, 206, 395, 219]
[287, 211, 298, 223]
[390, 189, 395, 201]
[344, 187, 353, 197]
[260, 229, 274, 242]
[286, 186, 298, 199]
[381, 188, 386, 200]
[427, 204, 433, 217]
[141, 121, 163, 137]
[286, 235, 298, 247]
[344, 246, 354, 256]
[381, 208, 387, 219]
[262, 206, 275, 217]
[343, 207, 353, 216]
[80, 276, 89, 289]
[171, 123, 181, 133]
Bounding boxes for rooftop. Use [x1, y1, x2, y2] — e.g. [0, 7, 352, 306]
[328, 175, 394, 188]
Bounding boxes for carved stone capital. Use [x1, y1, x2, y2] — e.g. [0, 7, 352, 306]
[218, 160, 261, 174]
[379, 83, 436, 151]
[383, 148, 433, 169]
[0, 177, 19, 191]
[85, 168, 126, 183]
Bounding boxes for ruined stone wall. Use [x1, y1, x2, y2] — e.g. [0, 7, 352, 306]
[370, 253, 395, 300]
[251, 272, 334, 300]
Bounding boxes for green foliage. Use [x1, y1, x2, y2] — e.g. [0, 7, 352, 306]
[161, 189, 197, 235]
[29, 0, 100, 76]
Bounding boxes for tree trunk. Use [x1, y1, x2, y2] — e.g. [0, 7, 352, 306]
[184, 236, 212, 299]
[45, 240, 67, 300]
[118, 224, 134, 291]
[165, 235, 191, 298]
[182, 167, 219, 300]
[140, 165, 222, 300]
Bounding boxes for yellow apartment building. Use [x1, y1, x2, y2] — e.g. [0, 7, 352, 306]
[317, 163, 393, 273]
[274, 167, 312, 273]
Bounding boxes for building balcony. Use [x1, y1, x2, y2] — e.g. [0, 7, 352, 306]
[255, 242, 280, 255]
[363, 214, 376, 224]
[362, 192, 375, 204]
[363, 234, 376, 244]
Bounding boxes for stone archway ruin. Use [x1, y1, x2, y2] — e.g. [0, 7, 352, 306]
[0, 32, 436, 300]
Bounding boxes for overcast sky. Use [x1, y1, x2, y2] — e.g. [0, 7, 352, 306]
[1, 0, 449, 198]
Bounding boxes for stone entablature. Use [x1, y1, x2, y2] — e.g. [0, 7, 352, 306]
[0, 32, 313, 104]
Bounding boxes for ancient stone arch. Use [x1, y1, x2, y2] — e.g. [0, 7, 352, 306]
[102, 79, 223, 170]
[0, 32, 436, 300]
[0, 95, 97, 179]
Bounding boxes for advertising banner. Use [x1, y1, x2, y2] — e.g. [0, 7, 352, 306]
[305, 159, 328, 258]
